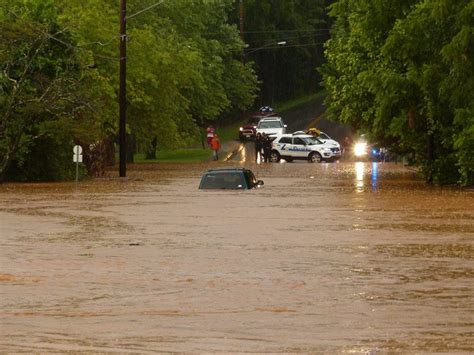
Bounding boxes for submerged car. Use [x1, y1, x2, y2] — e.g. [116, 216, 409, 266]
[199, 168, 264, 190]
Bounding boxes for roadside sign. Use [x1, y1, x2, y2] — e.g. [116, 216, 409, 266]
[73, 155, 83, 163]
[73, 145, 83, 155]
[73, 145, 83, 185]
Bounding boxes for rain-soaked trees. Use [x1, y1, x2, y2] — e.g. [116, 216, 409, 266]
[321, 0, 474, 185]
[232, 0, 329, 104]
[0, 2, 103, 182]
[0, 0, 258, 182]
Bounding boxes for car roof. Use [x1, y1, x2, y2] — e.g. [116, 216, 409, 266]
[293, 131, 329, 135]
[259, 117, 282, 121]
[205, 168, 251, 173]
[275, 134, 313, 138]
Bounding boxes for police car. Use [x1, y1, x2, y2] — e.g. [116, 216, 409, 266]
[270, 134, 341, 163]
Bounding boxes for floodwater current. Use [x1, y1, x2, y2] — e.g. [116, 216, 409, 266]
[0, 162, 473, 353]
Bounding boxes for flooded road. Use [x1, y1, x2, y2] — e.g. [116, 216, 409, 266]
[1, 162, 473, 353]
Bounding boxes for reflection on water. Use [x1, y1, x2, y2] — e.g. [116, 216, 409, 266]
[372, 162, 378, 190]
[0, 162, 473, 353]
[355, 161, 365, 192]
[354, 162, 380, 191]
[240, 144, 247, 163]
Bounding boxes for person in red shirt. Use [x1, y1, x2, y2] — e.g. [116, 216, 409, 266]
[210, 134, 221, 161]
[206, 125, 215, 147]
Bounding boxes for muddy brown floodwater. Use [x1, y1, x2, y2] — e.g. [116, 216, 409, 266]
[0, 161, 473, 353]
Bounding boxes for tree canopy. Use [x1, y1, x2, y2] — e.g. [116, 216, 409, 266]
[0, 0, 258, 181]
[321, 0, 474, 185]
[234, 0, 328, 104]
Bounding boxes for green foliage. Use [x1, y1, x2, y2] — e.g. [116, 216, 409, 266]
[1, 0, 259, 181]
[59, 0, 258, 150]
[274, 92, 326, 113]
[321, 0, 474, 185]
[233, 0, 327, 103]
[0, 0, 101, 182]
[5, 135, 83, 182]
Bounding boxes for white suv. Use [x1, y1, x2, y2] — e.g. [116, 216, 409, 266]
[256, 117, 287, 136]
[270, 134, 341, 163]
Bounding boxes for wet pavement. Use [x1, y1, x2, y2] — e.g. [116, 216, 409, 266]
[1, 160, 473, 353]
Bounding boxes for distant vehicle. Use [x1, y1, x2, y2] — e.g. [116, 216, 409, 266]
[270, 134, 341, 163]
[372, 146, 390, 162]
[239, 118, 258, 141]
[259, 105, 274, 113]
[199, 168, 264, 190]
[256, 117, 287, 136]
[353, 139, 390, 162]
[239, 109, 280, 141]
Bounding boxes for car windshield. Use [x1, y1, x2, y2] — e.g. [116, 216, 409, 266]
[200, 172, 246, 189]
[301, 136, 323, 145]
[319, 133, 330, 140]
[258, 121, 282, 129]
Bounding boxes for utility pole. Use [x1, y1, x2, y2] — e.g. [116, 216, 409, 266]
[119, 0, 127, 177]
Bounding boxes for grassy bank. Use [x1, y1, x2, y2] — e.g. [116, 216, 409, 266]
[274, 91, 325, 113]
[134, 149, 210, 163]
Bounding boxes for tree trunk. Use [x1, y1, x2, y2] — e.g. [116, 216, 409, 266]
[103, 136, 115, 166]
[426, 133, 435, 183]
[0, 129, 24, 183]
[145, 137, 157, 160]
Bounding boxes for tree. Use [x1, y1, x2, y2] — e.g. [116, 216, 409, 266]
[60, 0, 258, 153]
[1, 0, 259, 181]
[321, 0, 474, 185]
[0, 1, 103, 182]
[232, 0, 328, 104]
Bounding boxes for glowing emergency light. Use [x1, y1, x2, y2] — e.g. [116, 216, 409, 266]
[354, 142, 367, 157]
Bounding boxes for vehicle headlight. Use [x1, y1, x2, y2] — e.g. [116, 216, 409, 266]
[323, 148, 332, 152]
[239, 127, 243, 131]
[354, 142, 367, 156]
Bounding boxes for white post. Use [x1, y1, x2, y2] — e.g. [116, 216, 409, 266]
[73, 145, 83, 185]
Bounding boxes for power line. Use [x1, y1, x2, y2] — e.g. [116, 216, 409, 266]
[127, 0, 164, 20]
[244, 28, 330, 34]
[7, 10, 120, 61]
[78, 35, 118, 48]
[180, 28, 331, 37]
[41, 31, 121, 61]
[243, 42, 327, 54]
[243, 32, 328, 46]
[44, 33, 121, 61]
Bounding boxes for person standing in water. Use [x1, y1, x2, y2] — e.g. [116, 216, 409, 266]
[254, 133, 263, 161]
[210, 134, 221, 161]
